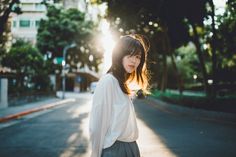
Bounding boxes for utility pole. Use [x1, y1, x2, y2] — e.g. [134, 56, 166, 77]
[62, 43, 76, 99]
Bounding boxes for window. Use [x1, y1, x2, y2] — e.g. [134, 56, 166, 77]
[13, 21, 17, 28]
[19, 20, 30, 27]
[21, 4, 34, 11]
[35, 4, 45, 11]
[35, 20, 40, 28]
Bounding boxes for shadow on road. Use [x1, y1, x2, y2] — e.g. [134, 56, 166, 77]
[0, 98, 91, 157]
[134, 99, 236, 157]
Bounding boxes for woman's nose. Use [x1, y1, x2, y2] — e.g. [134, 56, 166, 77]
[130, 56, 137, 63]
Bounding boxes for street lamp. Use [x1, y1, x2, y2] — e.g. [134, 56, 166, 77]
[62, 43, 76, 99]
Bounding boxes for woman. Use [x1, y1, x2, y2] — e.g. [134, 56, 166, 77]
[89, 34, 150, 157]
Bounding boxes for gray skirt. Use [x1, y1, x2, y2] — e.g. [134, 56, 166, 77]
[101, 141, 140, 157]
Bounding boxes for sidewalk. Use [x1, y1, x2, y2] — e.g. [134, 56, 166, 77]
[0, 97, 75, 123]
[147, 96, 236, 124]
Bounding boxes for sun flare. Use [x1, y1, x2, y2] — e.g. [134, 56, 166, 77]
[100, 19, 116, 74]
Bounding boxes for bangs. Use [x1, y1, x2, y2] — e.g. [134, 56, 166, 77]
[123, 36, 144, 56]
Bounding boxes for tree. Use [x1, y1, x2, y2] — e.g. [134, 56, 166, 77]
[0, 0, 59, 60]
[2, 40, 50, 93]
[0, 0, 21, 38]
[102, 0, 210, 93]
[103, 0, 236, 98]
[0, 0, 21, 59]
[175, 43, 200, 86]
[214, 0, 236, 85]
[37, 5, 102, 73]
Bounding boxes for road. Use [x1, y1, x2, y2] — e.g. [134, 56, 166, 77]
[0, 92, 235, 157]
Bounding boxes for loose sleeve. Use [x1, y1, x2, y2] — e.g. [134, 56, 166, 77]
[89, 76, 113, 157]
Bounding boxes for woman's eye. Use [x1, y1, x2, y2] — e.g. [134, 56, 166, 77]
[136, 55, 141, 59]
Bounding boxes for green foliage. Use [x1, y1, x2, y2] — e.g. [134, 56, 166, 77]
[2, 40, 50, 93]
[37, 5, 102, 73]
[216, 1, 236, 69]
[103, 0, 208, 48]
[0, 0, 22, 54]
[175, 43, 198, 84]
[104, 0, 235, 90]
[151, 89, 236, 113]
[103, 0, 209, 87]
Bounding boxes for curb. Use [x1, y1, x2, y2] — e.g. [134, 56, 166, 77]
[146, 96, 236, 124]
[0, 98, 75, 123]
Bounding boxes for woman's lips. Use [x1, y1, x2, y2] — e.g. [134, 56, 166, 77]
[128, 65, 135, 69]
[128, 65, 134, 69]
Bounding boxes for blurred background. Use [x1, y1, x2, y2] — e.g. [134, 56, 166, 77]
[1, 1, 236, 157]
[0, 0, 235, 113]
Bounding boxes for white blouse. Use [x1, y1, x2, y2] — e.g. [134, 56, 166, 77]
[89, 73, 139, 157]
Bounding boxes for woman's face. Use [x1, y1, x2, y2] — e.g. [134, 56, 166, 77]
[122, 53, 141, 73]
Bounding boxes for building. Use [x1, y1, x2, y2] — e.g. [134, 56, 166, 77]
[62, 0, 106, 22]
[9, 0, 104, 93]
[56, 0, 105, 92]
[10, 0, 48, 45]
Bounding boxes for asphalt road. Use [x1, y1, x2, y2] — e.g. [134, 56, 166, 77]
[135, 99, 236, 157]
[0, 92, 235, 157]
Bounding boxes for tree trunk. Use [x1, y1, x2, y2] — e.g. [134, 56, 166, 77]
[150, 39, 159, 88]
[164, 28, 184, 94]
[0, 0, 18, 37]
[160, 27, 169, 92]
[209, 0, 217, 99]
[170, 53, 184, 94]
[160, 51, 167, 92]
[191, 23, 209, 95]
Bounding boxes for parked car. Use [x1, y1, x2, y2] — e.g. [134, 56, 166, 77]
[90, 81, 98, 93]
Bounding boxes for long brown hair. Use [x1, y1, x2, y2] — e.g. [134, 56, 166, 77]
[107, 34, 150, 95]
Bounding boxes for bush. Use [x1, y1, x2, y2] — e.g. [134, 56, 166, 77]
[2, 40, 51, 94]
